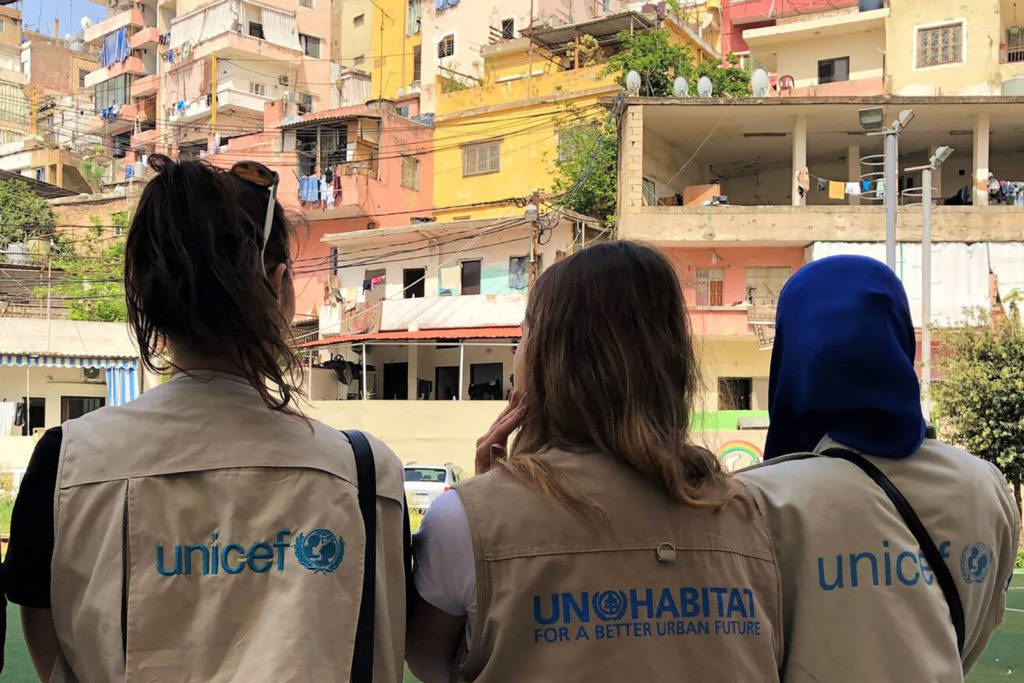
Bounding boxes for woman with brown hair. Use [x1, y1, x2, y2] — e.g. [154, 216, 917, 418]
[407, 241, 782, 682]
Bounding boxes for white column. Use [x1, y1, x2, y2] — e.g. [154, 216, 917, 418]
[407, 343, 419, 400]
[973, 113, 990, 207]
[928, 146, 944, 203]
[847, 144, 861, 206]
[792, 114, 807, 206]
[458, 343, 465, 401]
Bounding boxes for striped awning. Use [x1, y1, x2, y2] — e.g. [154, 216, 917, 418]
[1, 355, 140, 407]
[0, 355, 137, 370]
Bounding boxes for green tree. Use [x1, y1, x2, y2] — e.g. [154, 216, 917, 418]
[698, 53, 752, 97]
[46, 212, 129, 322]
[933, 301, 1024, 516]
[0, 178, 57, 248]
[603, 28, 695, 97]
[551, 110, 619, 226]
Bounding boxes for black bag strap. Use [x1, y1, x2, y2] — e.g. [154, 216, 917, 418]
[343, 430, 377, 683]
[821, 448, 965, 654]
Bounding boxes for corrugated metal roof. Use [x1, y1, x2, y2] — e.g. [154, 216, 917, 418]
[300, 326, 522, 348]
[0, 169, 77, 198]
[521, 11, 656, 53]
[279, 111, 381, 130]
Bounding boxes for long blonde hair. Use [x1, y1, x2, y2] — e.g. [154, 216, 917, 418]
[500, 241, 737, 515]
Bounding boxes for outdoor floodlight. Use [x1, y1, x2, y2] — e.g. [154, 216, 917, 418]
[931, 145, 954, 166]
[895, 109, 916, 129]
[858, 107, 885, 131]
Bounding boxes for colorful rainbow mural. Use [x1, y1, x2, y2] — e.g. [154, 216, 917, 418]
[715, 440, 764, 473]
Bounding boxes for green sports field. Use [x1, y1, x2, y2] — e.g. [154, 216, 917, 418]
[4, 574, 1023, 681]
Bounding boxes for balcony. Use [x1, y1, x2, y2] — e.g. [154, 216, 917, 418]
[84, 6, 146, 45]
[84, 57, 147, 89]
[168, 87, 272, 123]
[170, 0, 302, 61]
[726, 0, 862, 25]
[188, 30, 303, 63]
[130, 128, 159, 151]
[130, 27, 160, 50]
[743, 6, 888, 46]
[130, 73, 159, 99]
[301, 169, 375, 220]
[83, 103, 139, 136]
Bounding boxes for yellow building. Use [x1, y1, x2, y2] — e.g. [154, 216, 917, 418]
[369, 0, 423, 103]
[431, 12, 719, 221]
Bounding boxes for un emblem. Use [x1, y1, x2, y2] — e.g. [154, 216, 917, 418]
[592, 590, 628, 622]
[959, 542, 993, 584]
[294, 529, 345, 574]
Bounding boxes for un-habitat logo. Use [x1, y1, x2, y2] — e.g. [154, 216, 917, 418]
[960, 542, 992, 584]
[156, 528, 345, 577]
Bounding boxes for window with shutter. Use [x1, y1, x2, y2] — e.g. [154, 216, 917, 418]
[916, 23, 963, 68]
[696, 268, 725, 307]
[462, 141, 500, 177]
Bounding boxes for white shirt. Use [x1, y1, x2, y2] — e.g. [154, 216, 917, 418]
[413, 489, 477, 624]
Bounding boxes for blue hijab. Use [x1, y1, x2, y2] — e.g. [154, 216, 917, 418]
[764, 255, 926, 460]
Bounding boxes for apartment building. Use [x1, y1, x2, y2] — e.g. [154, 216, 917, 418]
[615, 95, 1024, 451]
[0, 3, 26, 147]
[724, 0, 1024, 97]
[432, 11, 718, 221]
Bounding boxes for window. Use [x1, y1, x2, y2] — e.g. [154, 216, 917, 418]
[397, 104, 410, 117]
[461, 260, 481, 295]
[353, 14, 365, 27]
[817, 57, 849, 84]
[300, 34, 320, 58]
[718, 378, 752, 411]
[603, 0, 612, 11]
[917, 23, 963, 68]
[462, 140, 500, 177]
[696, 268, 724, 307]
[642, 177, 657, 206]
[20, 397, 44, 435]
[403, 268, 426, 298]
[61, 396, 105, 422]
[438, 34, 455, 59]
[407, 0, 422, 35]
[413, 45, 422, 81]
[248, 21, 264, 39]
[35, 168, 45, 181]
[469, 363, 504, 400]
[746, 266, 791, 306]
[299, 0, 313, 7]
[501, 18, 515, 40]
[248, 81, 266, 96]
[402, 155, 420, 190]
[79, 69, 88, 88]
[93, 74, 131, 112]
[509, 255, 528, 290]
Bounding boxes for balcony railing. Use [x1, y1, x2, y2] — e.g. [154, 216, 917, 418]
[1001, 45, 1024, 63]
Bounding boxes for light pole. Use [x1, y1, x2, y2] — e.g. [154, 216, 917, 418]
[907, 145, 953, 422]
[859, 108, 915, 270]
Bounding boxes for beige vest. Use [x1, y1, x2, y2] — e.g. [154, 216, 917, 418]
[738, 437, 1021, 683]
[49, 372, 407, 683]
[453, 450, 783, 682]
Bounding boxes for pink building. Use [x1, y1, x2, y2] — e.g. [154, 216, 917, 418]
[211, 98, 434, 320]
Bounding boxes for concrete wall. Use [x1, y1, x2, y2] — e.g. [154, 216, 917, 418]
[695, 338, 772, 412]
[335, 0, 372, 66]
[773, 27, 884, 89]
[370, 0, 423, 102]
[307, 398, 765, 472]
[0, 6, 21, 49]
[887, 1, 1002, 96]
[0, 366, 109, 434]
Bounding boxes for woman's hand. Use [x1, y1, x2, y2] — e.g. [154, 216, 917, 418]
[475, 392, 525, 475]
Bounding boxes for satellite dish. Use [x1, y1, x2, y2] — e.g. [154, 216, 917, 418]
[697, 76, 713, 98]
[625, 70, 642, 96]
[81, 16, 93, 30]
[397, 87, 405, 97]
[673, 76, 689, 98]
[751, 68, 771, 98]
[64, 33, 72, 41]
[701, 13, 714, 29]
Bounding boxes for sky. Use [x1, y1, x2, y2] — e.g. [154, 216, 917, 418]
[18, 0, 108, 40]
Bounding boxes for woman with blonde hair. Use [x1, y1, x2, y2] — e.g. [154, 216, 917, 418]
[407, 241, 782, 682]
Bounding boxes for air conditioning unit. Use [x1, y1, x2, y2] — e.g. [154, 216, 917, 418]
[279, 75, 290, 86]
[82, 367, 102, 382]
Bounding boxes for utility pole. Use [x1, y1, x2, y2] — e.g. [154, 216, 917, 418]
[528, 192, 540, 287]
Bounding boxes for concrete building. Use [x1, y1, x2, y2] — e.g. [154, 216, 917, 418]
[615, 95, 1024, 426]
[431, 11, 717, 221]
[0, 4, 26, 147]
[723, 0, 1024, 97]
[0, 318, 150, 473]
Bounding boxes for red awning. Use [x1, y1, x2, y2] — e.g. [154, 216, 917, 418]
[299, 326, 522, 349]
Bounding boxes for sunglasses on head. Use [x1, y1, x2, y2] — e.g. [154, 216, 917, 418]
[231, 161, 280, 275]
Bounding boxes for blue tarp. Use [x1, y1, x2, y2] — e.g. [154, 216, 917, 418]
[100, 28, 131, 68]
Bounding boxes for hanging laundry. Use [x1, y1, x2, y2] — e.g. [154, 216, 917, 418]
[100, 28, 130, 68]
[370, 275, 386, 288]
[816, 178, 827, 192]
[875, 179, 885, 199]
[846, 182, 861, 197]
[828, 181, 845, 200]
[333, 170, 341, 201]
[299, 176, 320, 203]
[320, 174, 331, 209]
[861, 179, 873, 193]
[797, 167, 810, 193]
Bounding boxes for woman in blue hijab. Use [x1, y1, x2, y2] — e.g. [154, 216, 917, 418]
[738, 255, 1019, 683]
[764, 254, 926, 460]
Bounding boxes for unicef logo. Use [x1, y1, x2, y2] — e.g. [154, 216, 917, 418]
[294, 529, 345, 574]
[592, 590, 628, 622]
[960, 542, 993, 584]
